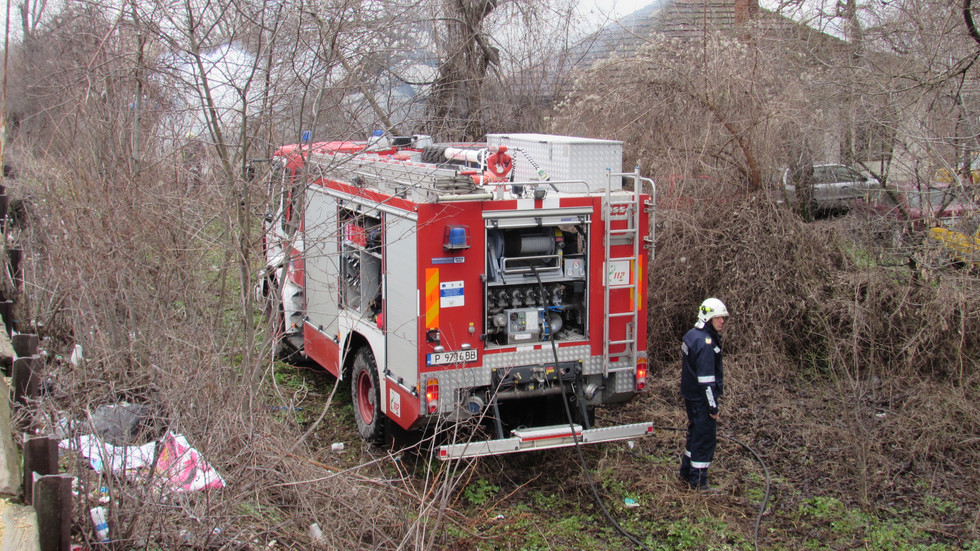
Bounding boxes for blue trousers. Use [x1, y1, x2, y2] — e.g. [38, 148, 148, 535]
[680, 398, 716, 488]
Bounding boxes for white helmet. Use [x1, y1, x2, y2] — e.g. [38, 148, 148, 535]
[696, 298, 729, 328]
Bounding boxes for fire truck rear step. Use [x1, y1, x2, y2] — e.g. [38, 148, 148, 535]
[437, 422, 655, 460]
[604, 365, 637, 373]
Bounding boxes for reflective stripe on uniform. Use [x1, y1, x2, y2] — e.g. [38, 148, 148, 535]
[714, 346, 721, 353]
[691, 460, 711, 469]
[698, 375, 715, 383]
[685, 449, 691, 458]
[706, 386, 716, 409]
[681, 343, 689, 355]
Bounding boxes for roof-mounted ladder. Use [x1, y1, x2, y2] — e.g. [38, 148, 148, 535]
[308, 151, 485, 198]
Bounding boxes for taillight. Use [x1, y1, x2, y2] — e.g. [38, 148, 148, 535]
[635, 359, 648, 391]
[425, 378, 439, 414]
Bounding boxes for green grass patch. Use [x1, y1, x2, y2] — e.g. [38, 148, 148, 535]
[463, 478, 499, 506]
[793, 495, 976, 550]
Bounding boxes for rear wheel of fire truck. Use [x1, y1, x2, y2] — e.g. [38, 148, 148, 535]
[351, 347, 384, 444]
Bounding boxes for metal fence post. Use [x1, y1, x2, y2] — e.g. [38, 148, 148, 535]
[33, 474, 72, 551]
[23, 436, 58, 506]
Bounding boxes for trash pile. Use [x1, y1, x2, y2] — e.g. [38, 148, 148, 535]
[50, 402, 226, 545]
[55, 403, 225, 493]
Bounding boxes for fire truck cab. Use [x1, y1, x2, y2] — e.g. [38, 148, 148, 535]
[259, 133, 655, 459]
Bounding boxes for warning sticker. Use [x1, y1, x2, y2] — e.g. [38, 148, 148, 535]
[389, 390, 401, 417]
[440, 281, 464, 308]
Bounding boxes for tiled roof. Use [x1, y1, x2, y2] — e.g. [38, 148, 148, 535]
[575, 0, 761, 66]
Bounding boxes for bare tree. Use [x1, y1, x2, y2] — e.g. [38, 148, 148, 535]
[420, 0, 578, 139]
[553, 28, 801, 196]
[0, 0, 519, 545]
[423, 0, 502, 139]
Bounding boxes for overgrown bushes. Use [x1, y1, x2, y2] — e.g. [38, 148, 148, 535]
[647, 194, 980, 384]
[10, 146, 425, 547]
[643, 194, 980, 536]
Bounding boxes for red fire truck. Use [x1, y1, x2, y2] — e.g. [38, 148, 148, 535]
[258, 132, 654, 459]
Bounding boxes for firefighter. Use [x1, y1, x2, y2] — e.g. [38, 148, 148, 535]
[679, 297, 728, 490]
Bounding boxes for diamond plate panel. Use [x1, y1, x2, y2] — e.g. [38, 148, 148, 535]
[609, 370, 636, 394]
[487, 134, 623, 191]
[482, 345, 593, 371]
[427, 366, 490, 391]
[424, 348, 637, 413]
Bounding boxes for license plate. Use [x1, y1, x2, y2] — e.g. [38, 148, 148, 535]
[426, 349, 478, 366]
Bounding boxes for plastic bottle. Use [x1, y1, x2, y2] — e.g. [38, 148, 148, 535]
[309, 523, 326, 547]
[91, 506, 110, 542]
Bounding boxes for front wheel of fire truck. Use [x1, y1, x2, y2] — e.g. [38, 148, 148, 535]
[351, 347, 384, 444]
[260, 275, 286, 356]
[260, 272, 304, 363]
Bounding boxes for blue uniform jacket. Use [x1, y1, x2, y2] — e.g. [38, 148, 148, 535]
[681, 324, 724, 415]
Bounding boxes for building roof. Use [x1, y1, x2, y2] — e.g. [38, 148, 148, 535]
[575, 0, 767, 67]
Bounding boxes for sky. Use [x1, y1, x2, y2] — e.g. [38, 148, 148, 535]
[578, 0, 654, 20]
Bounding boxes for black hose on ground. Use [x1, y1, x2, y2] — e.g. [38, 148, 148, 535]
[531, 267, 654, 550]
[659, 426, 772, 551]
[721, 432, 772, 551]
[529, 268, 771, 550]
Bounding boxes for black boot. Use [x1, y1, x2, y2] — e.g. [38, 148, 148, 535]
[688, 468, 709, 490]
[679, 454, 691, 482]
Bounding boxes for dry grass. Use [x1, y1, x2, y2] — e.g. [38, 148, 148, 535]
[8, 140, 980, 547]
[637, 194, 980, 545]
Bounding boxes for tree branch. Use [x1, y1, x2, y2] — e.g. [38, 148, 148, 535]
[965, 0, 980, 45]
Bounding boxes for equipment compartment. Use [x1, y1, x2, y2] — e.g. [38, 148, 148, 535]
[339, 207, 382, 319]
[484, 222, 589, 346]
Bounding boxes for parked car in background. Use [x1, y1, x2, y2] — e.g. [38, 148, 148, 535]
[865, 182, 973, 231]
[781, 163, 880, 213]
[857, 181, 978, 254]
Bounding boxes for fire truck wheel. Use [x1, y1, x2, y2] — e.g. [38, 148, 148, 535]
[261, 275, 286, 348]
[351, 347, 384, 444]
[265, 290, 296, 362]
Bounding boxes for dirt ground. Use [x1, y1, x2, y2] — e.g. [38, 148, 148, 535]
[282, 349, 977, 550]
[274, 205, 980, 549]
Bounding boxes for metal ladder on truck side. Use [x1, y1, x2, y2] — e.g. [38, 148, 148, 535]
[602, 168, 655, 377]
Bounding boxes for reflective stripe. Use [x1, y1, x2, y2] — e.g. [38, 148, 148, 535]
[691, 461, 711, 469]
[697, 376, 715, 384]
[706, 386, 716, 409]
[425, 268, 440, 328]
[681, 343, 689, 355]
[714, 346, 721, 353]
[684, 450, 691, 458]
